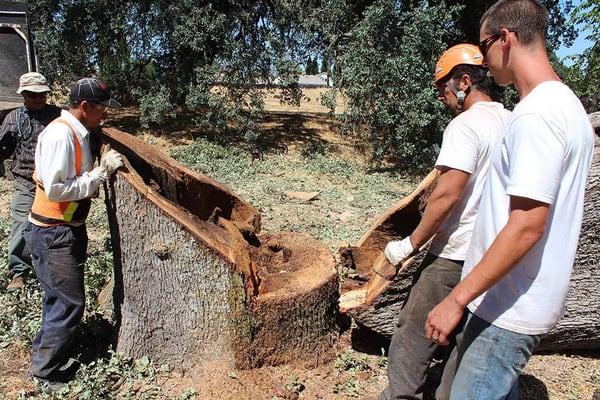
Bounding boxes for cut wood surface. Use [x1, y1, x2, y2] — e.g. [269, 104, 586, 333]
[340, 115, 600, 350]
[102, 128, 339, 369]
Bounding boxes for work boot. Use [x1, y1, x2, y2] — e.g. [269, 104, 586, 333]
[6, 275, 25, 291]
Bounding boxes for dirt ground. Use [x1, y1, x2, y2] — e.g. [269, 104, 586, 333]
[1, 107, 599, 399]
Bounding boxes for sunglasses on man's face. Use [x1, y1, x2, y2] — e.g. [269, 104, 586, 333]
[479, 30, 518, 58]
[22, 91, 47, 99]
[479, 34, 501, 58]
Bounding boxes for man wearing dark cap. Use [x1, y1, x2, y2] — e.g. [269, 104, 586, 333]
[0, 72, 61, 290]
[23, 77, 123, 392]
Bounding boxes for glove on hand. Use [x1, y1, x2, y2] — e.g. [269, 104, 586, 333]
[100, 144, 124, 177]
[384, 236, 414, 266]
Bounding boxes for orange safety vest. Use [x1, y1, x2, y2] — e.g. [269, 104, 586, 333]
[30, 118, 92, 225]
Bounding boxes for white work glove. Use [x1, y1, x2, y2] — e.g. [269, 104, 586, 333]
[90, 144, 124, 182]
[100, 144, 124, 176]
[384, 236, 414, 266]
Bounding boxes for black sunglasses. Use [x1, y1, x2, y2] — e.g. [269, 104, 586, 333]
[22, 91, 48, 99]
[479, 30, 518, 58]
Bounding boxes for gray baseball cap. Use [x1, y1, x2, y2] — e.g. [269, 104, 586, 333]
[17, 72, 51, 94]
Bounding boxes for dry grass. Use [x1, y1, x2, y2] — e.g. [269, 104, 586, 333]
[261, 87, 348, 114]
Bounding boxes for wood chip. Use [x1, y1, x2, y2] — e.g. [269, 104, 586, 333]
[284, 191, 320, 202]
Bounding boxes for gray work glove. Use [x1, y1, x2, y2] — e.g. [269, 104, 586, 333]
[91, 144, 124, 182]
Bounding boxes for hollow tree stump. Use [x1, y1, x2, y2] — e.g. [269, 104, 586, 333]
[102, 128, 339, 369]
[340, 115, 600, 351]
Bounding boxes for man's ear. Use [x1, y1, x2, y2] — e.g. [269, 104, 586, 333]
[500, 27, 512, 49]
[460, 74, 472, 91]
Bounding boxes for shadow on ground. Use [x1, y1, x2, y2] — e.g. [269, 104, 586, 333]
[519, 373, 549, 400]
[72, 313, 115, 365]
[106, 108, 347, 157]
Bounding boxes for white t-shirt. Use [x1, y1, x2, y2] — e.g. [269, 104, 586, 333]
[463, 81, 594, 335]
[429, 102, 511, 260]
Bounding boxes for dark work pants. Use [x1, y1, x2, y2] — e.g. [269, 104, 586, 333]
[380, 253, 463, 400]
[23, 223, 87, 380]
[8, 180, 34, 278]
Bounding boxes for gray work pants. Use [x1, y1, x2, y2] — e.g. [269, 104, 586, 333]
[8, 180, 34, 278]
[380, 253, 463, 400]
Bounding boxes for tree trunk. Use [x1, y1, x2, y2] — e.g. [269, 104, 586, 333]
[101, 128, 339, 369]
[538, 115, 600, 351]
[340, 115, 600, 351]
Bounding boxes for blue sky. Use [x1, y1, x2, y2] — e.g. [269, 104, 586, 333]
[556, 26, 594, 62]
[556, 0, 595, 64]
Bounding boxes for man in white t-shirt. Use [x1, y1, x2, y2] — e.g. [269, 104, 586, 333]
[425, 1, 595, 399]
[378, 44, 510, 400]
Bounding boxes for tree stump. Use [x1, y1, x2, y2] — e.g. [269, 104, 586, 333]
[340, 115, 600, 351]
[101, 128, 339, 369]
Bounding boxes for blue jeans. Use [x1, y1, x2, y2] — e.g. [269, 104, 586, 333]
[23, 223, 87, 380]
[444, 311, 541, 400]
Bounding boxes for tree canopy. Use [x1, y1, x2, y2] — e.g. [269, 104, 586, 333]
[560, 0, 600, 111]
[26, 0, 590, 170]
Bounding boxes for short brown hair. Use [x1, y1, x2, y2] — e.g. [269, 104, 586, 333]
[449, 65, 492, 96]
[480, 0, 549, 45]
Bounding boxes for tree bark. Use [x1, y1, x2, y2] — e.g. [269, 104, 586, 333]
[102, 128, 339, 369]
[538, 114, 600, 351]
[340, 116, 600, 351]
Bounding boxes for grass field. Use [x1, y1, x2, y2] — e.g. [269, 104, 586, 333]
[0, 106, 598, 399]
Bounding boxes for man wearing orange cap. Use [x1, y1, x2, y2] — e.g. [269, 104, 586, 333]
[376, 44, 511, 400]
[0, 72, 61, 290]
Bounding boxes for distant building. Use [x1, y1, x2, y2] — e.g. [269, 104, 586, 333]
[298, 73, 331, 87]
[213, 72, 333, 88]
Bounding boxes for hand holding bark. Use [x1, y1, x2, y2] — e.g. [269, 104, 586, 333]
[384, 236, 414, 265]
[100, 144, 124, 176]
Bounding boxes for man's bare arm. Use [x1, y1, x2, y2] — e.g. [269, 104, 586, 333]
[410, 167, 471, 249]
